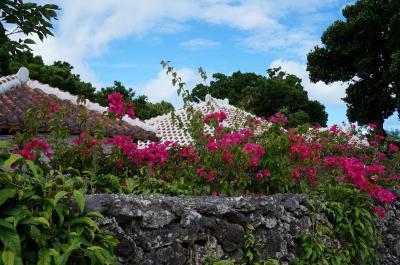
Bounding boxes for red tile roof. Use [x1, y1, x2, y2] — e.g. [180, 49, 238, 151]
[0, 78, 158, 141]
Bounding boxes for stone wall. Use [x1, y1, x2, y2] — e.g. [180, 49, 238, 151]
[376, 190, 400, 265]
[84, 193, 400, 265]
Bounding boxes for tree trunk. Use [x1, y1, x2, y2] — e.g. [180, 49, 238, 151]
[376, 119, 387, 137]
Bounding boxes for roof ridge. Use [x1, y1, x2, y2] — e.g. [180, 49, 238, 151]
[0, 67, 29, 94]
[144, 94, 255, 126]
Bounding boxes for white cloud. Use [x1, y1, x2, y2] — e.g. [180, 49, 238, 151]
[270, 59, 346, 105]
[239, 30, 318, 57]
[140, 68, 202, 105]
[180, 38, 221, 50]
[26, 0, 343, 91]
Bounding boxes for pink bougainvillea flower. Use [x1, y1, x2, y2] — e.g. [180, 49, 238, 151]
[292, 169, 300, 180]
[256, 169, 271, 182]
[107, 92, 125, 118]
[126, 102, 136, 119]
[374, 134, 385, 141]
[73, 131, 87, 145]
[203, 111, 227, 125]
[179, 145, 199, 163]
[107, 93, 137, 119]
[206, 137, 219, 152]
[222, 151, 235, 166]
[206, 170, 216, 183]
[367, 123, 378, 130]
[243, 143, 265, 167]
[329, 124, 341, 134]
[240, 128, 254, 138]
[374, 206, 385, 218]
[196, 168, 205, 177]
[15, 138, 52, 160]
[370, 175, 378, 181]
[73, 131, 98, 154]
[269, 112, 288, 125]
[388, 144, 399, 152]
[369, 186, 396, 203]
[366, 165, 385, 176]
[369, 141, 379, 147]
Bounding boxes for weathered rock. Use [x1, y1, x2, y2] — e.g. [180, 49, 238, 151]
[142, 209, 175, 229]
[84, 193, 400, 265]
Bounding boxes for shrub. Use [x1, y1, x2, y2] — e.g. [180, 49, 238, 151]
[0, 142, 118, 264]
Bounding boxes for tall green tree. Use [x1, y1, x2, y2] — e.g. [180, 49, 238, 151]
[307, 0, 400, 133]
[0, 0, 59, 75]
[191, 68, 328, 127]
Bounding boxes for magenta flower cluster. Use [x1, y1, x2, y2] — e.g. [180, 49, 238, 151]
[107, 92, 136, 119]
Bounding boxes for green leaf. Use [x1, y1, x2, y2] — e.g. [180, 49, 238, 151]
[2, 154, 22, 170]
[55, 238, 82, 265]
[0, 189, 16, 206]
[48, 248, 60, 259]
[86, 211, 103, 218]
[25, 160, 43, 180]
[125, 178, 136, 193]
[65, 217, 97, 229]
[73, 190, 85, 213]
[55, 204, 66, 225]
[0, 141, 12, 149]
[87, 246, 104, 251]
[29, 225, 44, 246]
[3, 205, 31, 227]
[0, 220, 21, 255]
[38, 248, 50, 265]
[355, 207, 360, 218]
[1, 250, 14, 265]
[21, 217, 49, 227]
[53, 191, 68, 206]
[55, 252, 70, 265]
[23, 38, 36, 44]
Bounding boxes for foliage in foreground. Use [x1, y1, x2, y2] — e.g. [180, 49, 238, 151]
[0, 142, 118, 265]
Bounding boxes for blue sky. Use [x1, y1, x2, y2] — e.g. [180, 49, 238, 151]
[29, 0, 399, 129]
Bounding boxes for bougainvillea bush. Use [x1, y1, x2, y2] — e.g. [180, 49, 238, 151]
[13, 92, 399, 214]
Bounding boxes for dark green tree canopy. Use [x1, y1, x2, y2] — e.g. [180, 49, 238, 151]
[94, 81, 136, 106]
[93, 80, 174, 120]
[190, 68, 328, 127]
[307, 0, 400, 131]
